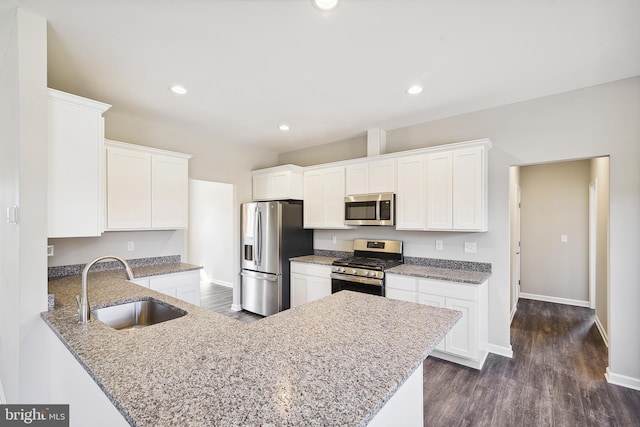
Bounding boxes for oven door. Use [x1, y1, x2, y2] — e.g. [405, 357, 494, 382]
[331, 273, 384, 296]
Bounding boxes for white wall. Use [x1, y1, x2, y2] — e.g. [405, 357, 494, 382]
[280, 76, 640, 386]
[48, 230, 185, 267]
[519, 160, 591, 304]
[188, 179, 234, 287]
[0, 8, 50, 402]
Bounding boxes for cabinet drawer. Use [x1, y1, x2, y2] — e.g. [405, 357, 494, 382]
[418, 278, 479, 300]
[148, 270, 200, 291]
[386, 274, 417, 292]
[290, 262, 331, 278]
[386, 288, 417, 303]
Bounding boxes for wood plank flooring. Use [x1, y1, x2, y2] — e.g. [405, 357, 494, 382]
[423, 299, 640, 427]
[200, 284, 640, 426]
[200, 282, 263, 323]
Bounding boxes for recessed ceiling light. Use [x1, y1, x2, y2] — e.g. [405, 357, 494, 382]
[170, 85, 187, 95]
[279, 124, 290, 131]
[313, 0, 339, 11]
[406, 85, 423, 95]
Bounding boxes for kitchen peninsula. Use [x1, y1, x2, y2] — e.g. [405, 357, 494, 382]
[43, 270, 461, 426]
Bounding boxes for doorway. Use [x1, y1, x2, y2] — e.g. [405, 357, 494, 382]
[509, 156, 609, 344]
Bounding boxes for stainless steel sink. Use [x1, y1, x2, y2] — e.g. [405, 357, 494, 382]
[92, 298, 187, 331]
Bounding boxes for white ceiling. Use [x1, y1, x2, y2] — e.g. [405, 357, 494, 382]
[14, 0, 640, 153]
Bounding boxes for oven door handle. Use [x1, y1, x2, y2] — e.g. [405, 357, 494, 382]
[330, 273, 383, 286]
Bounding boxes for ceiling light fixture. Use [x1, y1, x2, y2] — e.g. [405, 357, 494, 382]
[313, 0, 339, 11]
[279, 124, 290, 131]
[406, 85, 423, 95]
[170, 85, 187, 95]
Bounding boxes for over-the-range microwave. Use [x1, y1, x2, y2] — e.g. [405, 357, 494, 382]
[344, 193, 395, 226]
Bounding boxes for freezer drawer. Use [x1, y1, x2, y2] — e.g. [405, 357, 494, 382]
[241, 270, 282, 316]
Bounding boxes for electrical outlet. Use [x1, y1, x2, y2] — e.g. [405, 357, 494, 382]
[127, 241, 134, 251]
[435, 240, 444, 251]
[331, 235, 337, 245]
[47, 245, 54, 257]
[561, 235, 568, 243]
[464, 242, 477, 253]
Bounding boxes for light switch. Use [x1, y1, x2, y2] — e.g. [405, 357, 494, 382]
[464, 242, 477, 253]
[127, 241, 135, 251]
[435, 240, 444, 251]
[561, 235, 568, 243]
[47, 245, 54, 257]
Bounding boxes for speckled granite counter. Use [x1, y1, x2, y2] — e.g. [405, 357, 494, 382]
[43, 271, 461, 427]
[289, 255, 340, 266]
[386, 264, 491, 285]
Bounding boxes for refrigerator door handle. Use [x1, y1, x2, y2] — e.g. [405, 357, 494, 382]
[240, 271, 278, 282]
[255, 207, 262, 266]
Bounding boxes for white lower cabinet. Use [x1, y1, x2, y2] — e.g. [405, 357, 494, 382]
[386, 273, 488, 369]
[290, 262, 332, 308]
[130, 269, 201, 306]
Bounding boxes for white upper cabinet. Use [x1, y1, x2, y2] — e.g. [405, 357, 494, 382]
[252, 165, 304, 201]
[105, 140, 191, 231]
[151, 154, 189, 228]
[345, 159, 396, 195]
[426, 144, 488, 232]
[426, 151, 454, 230]
[395, 154, 427, 230]
[303, 166, 351, 229]
[47, 89, 111, 238]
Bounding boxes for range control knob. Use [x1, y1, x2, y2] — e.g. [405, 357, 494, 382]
[351, 269, 358, 275]
[339, 267, 346, 273]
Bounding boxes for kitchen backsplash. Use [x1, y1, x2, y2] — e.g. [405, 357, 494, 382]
[48, 255, 181, 279]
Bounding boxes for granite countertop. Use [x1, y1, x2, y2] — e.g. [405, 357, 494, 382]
[289, 255, 340, 266]
[290, 255, 491, 285]
[43, 271, 461, 427]
[386, 264, 491, 285]
[130, 262, 202, 278]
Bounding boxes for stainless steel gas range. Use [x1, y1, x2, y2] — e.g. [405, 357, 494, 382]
[330, 239, 403, 296]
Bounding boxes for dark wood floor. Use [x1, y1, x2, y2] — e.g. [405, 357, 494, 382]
[201, 284, 640, 426]
[200, 282, 263, 322]
[424, 299, 640, 427]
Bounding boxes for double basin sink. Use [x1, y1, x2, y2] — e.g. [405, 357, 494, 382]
[92, 298, 186, 331]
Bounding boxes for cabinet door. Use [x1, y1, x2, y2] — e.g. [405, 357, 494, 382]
[306, 276, 331, 303]
[323, 167, 347, 228]
[290, 273, 309, 308]
[369, 159, 396, 193]
[303, 170, 324, 228]
[106, 147, 152, 229]
[426, 151, 453, 230]
[396, 155, 426, 230]
[176, 284, 199, 306]
[417, 293, 446, 351]
[444, 297, 477, 359]
[386, 288, 418, 303]
[346, 164, 369, 195]
[47, 91, 109, 237]
[151, 154, 189, 228]
[252, 174, 271, 201]
[453, 147, 485, 231]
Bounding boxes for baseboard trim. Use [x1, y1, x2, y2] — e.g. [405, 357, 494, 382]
[594, 315, 609, 348]
[230, 303, 242, 312]
[605, 368, 640, 391]
[209, 279, 233, 288]
[487, 343, 513, 359]
[510, 303, 517, 324]
[429, 350, 488, 370]
[519, 293, 590, 308]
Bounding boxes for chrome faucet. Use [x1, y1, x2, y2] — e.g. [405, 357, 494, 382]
[77, 255, 134, 324]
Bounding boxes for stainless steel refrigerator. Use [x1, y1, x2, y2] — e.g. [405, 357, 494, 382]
[241, 200, 313, 316]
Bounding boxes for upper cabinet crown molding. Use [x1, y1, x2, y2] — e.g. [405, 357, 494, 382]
[47, 88, 111, 238]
